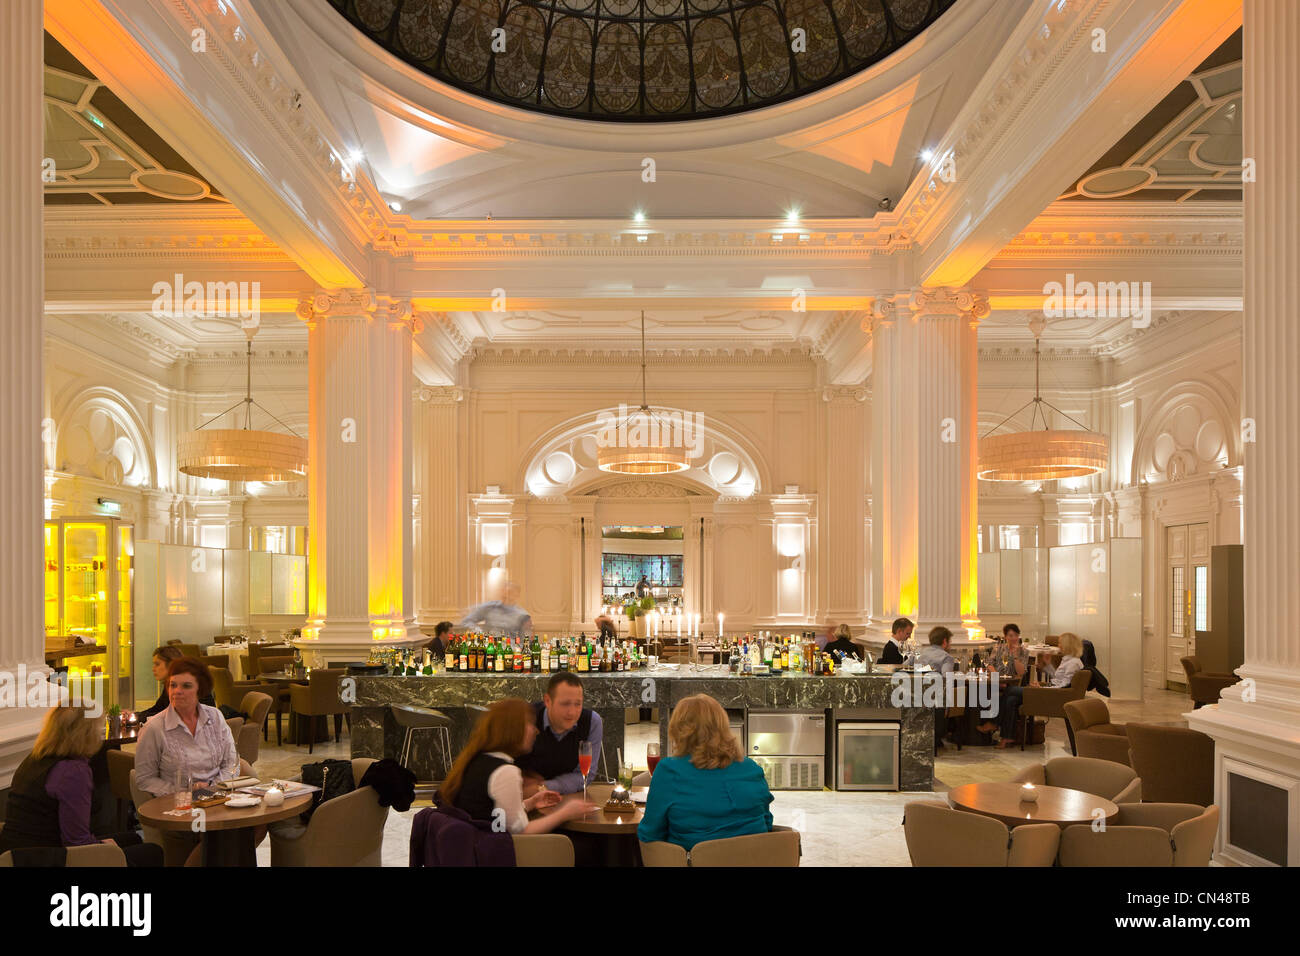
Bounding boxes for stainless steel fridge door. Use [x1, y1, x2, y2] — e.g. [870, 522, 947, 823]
[747, 710, 826, 756]
[836, 722, 900, 791]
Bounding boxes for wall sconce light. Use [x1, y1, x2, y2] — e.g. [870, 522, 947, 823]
[481, 523, 509, 557]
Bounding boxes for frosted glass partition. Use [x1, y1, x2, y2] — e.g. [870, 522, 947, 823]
[249, 552, 308, 615]
[1001, 550, 1023, 613]
[250, 551, 273, 614]
[977, 553, 1001, 611]
[133, 542, 226, 706]
[978, 549, 1046, 626]
[224, 549, 249, 628]
[1049, 540, 1143, 699]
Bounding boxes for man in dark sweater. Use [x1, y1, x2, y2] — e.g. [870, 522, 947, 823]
[877, 618, 914, 665]
[515, 672, 603, 795]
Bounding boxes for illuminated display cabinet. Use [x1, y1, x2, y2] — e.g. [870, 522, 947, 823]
[44, 517, 134, 709]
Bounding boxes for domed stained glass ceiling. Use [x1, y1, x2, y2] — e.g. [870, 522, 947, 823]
[328, 0, 958, 121]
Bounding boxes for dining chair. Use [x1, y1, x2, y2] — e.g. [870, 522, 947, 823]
[1012, 756, 1142, 804]
[1063, 698, 1131, 764]
[231, 691, 273, 765]
[1059, 804, 1219, 867]
[904, 800, 1060, 867]
[288, 668, 348, 753]
[0, 844, 128, 867]
[208, 665, 238, 710]
[1180, 656, 1237, 708]
[1126, 723, 1215, 805]
[512, 834, 575, 866]
[1018, 669, 1092, 751]
[270, 758, 387, 866]
[106, 748, 135, 831]
[689, 827, 801, 867]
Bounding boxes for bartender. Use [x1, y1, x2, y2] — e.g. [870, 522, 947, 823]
[458, 582, 533, 639]
[877, 618, 914, 665]
[823, 624, 861, 660]
[635, 575, 651, 598]
[516, 672, 603, 795]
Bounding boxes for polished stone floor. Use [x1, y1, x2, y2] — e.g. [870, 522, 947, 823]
[247, 688, 1195, 866]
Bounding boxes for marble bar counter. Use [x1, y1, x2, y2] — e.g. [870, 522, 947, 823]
[351, 671, 934, 791]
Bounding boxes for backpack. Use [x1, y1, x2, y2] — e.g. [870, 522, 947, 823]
[299, 758, 355, 823]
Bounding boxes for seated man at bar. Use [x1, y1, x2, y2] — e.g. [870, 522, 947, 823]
[877, 618, 914, 665]
[914, 626, 957, 751]
[516, 672, 603, 795]
[426, 620, 453, 657]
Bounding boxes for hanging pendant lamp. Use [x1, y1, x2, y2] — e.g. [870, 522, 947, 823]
[596, 312, 690, 475]
[178, 328, 307, 482]
[978, 316, 1108, 482]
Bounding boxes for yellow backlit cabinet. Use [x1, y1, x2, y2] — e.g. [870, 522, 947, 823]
[43, 518, 134, 709]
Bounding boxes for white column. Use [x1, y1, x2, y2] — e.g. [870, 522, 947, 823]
[0, 0, 49, 786]
[1187, 0, 1300, 867]
[413, 385, 463, 625]
[295, 290, 420, 664]
[913, 288, 985, 643]
[822, 386, 868, 623]
[867, 294, 919, 638]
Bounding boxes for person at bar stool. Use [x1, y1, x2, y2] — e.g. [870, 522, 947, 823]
[822, 624, 861, 661]
[877, 618, 914, 665]
[438, 698, 596, 834]
[133, 658, 239, 865]
[977, 623, 1029, 744]
[136, 646, 214, 724]
[515, 672, 603, 796]
[637, 694, 773, 851]
[0, 704, 163, 866]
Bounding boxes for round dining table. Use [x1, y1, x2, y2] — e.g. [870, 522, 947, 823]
[136, 789, 314, 866]
[535, 782, 647, 866]
[947, 782, 1119, 830]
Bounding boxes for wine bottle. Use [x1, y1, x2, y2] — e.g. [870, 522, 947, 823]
[532, 636, 541, 672]
[559, 642, 569, 671]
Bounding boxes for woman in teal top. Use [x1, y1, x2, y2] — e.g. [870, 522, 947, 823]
[638, 694, 774, 850]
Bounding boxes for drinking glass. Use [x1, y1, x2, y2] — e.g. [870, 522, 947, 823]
[646, 741, 661, 776]
[172, 767, 193, 810]
[577, 741, 594, 803]
[618, 762, 635, 791]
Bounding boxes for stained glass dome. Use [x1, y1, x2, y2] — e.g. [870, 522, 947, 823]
[328, 0, 957, 121]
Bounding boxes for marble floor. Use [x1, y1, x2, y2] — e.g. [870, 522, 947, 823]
[246, 689, 1195, 866]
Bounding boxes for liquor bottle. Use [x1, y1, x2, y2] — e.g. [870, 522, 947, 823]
[495, 638, 506, 672]
[502, 640, 513, 672]
[516, 640, 525, 672]
[559, 641, 569, 671]
[771, 643, 782, 674]
[576, 638, 588, 672]
[600, 642, 610, 672]
[742, 642, 752, 675]
[483, 638, 493, 673]
[532, 636, 541, 672]
[541, 640, 550, 672]
[763, 640, 773, 668]
[445, 640, 456, 672]
[459, 640, 469, 672]
[780, 641, 789, 670]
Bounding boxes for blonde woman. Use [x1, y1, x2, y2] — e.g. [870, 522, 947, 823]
[1043, 632, 1085, 688]
[637, 694, 773, 850]
[0, 704, 162, 865]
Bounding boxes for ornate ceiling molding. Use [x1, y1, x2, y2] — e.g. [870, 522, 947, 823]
[469, 345, 815, 366]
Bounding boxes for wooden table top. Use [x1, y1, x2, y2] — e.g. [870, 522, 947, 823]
[538, 783, 646, 834]
[948, 782, 1118, 829]
[136, 790, 313, 832]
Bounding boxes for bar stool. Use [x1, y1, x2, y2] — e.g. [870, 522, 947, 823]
[465, 703, 490, 727]
[391, 705, 453, 783]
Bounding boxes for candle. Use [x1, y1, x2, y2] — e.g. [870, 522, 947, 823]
[1020, 782, 1039, 804]
[717, 612, 724, 638]
[676, 613, 682, 637]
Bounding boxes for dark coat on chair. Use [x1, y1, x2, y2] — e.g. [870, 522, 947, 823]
[359, 758, 417, 812]
[409, 805, 516, 867]
[1081, 640, 1111, 697]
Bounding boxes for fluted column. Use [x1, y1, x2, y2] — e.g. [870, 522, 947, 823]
[914, 288, 986, 642]
[0, 0, 48, 787]
[868, 294, 919, 636]
[295, 291, 420, 662]
[413, 385, 463, 625]
[1187, 0, 1300, 867]
[822, 385, 868, 622]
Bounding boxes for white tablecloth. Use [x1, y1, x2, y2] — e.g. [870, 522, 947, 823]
[204, 643, 249, 680]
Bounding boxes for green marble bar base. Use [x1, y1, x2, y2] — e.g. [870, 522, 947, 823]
[350, 671, 935, 791]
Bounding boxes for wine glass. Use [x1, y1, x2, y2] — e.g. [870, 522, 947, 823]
[577, 741, 594, 803]
[646, 741, 661, 777]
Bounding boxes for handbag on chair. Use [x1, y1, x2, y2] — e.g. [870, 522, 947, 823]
[299, 759, 356, 824]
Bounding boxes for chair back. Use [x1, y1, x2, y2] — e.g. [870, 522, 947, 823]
[639, 841, 689, 867]
[0, 845, 128, 868]
[209, 665, 237, 709]
[295, 758, 384, 866]
[198, 654, 227, 671]
[106, 748, 135, 801]
[258, 655, 293, 676]
[239, 691, 273, 730]
[212, 634, 234, 644]
[512, 834, 575, 866]
[1171, 805, 1219, 866]
[1180, 656, 1200, 681]
[689, 829, 801, 867]
[1064, 697, 1111, 734]
[1059, 824, 1174, 866]
[307, 668, 346, 712]
[175, 643, 201, 659]
[904, 801, 1010, 866]
[1126, 723, 1214, 805]
[1041, 756, 1141, 803]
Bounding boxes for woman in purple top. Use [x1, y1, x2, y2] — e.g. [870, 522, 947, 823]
[0, 704, 162, 866]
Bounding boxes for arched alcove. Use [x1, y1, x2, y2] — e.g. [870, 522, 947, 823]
[53, 387, 156, 488]
[1131, 382, 1238, 486]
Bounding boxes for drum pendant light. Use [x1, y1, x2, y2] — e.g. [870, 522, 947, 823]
[178, 327, 307, 482]
[596, 312, 690, 475]
[978, 317, 1108, 482]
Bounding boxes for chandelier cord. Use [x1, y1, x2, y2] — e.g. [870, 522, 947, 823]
[981, 335, 1094, 438]
[191, 340, 303, 438]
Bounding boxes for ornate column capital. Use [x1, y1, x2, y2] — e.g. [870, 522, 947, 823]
[415, 385, 466, 405]
[908, 287, 990, 325]
[296, 289, 415, 328]
[821, 385, 868, 404]
[867, 293, 910, 331]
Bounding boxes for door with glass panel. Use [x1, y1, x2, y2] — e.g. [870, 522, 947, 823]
[1166, 523, 1210, 686]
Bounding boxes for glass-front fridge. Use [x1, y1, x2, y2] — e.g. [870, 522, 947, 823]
[44, 517, 134, 710]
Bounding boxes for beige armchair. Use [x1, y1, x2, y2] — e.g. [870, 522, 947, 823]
[208, 665, 239, 710]
[1064, 698, 1130, 764]
[1, 844, 128, 867]
[1180, 656, 1236, 708]
[288, 668, 348, 753]
[1126, 723, 1215, 806]
[1013, 756, 1142, 804]
[1059, 804, 1219, 866]
[904, 801, 1059, 866]
[269, 758, 387, 866]
[1019, 669, 1092, 751]
[512, 834, 575, 866]
[231, 691, 272, 765]
[640, 826, 802, 867]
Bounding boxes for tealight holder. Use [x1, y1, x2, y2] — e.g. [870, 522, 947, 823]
[1020, 783, 1039, 804]
[604, 785, 636, 813]
[263, 786, 285, 807]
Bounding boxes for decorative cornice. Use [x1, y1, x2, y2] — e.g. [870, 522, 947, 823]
[424, 311, 473, 356]
[592, 480, 695, 499]
[469, 345, 815, 366]
[102, 314, 183, 359]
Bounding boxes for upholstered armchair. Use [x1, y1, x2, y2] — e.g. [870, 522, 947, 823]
[1019, 669, 1092, 751]
[1180, 656, 1236, 708]
[1063, 698, 1130, 764]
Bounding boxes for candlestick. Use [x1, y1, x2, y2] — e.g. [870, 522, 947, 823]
[717, 612, 724, 638]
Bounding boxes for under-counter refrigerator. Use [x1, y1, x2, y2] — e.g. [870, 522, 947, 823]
[747, 710, 826, 790]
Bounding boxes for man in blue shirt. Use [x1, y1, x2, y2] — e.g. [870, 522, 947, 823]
[516, 672, 603, 795]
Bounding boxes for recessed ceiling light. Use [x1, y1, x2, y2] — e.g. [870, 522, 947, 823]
[388, 199, 402, 212]
[920, 148, 934, 162]
[633, 210, 646, 223]
[784, 207, 800, 224]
